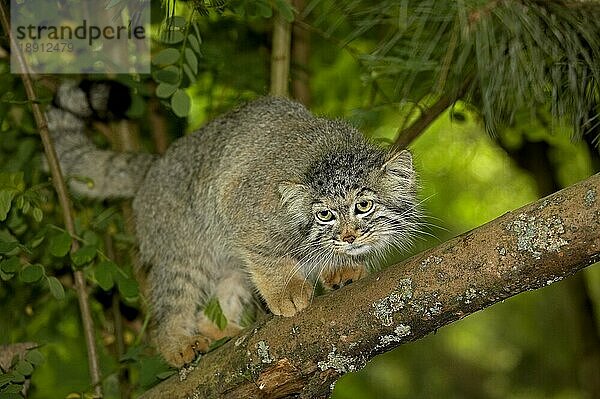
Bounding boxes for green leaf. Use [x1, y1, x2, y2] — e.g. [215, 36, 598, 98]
[0, 372, 14, 387]
[70, 245, 97, 267]
[275, 0, 295, 22]
[120, 345, 142, 362]
[156, 83, 178, 99]
[192, 23, 202, 43]
[47, 276, 65, 300]
[0, 231, 19, 255]
[19, 264, 44, 283]
[32, 207, 43, 222]
[165, 16, 186, 29]
[0, 257, 20, 273]
[82, 230, 101, 247]
[159, 30, 184, 44]
[208, 336, 230, 351]
[116, 275, 139, 300]
[9, 372, 24, 383]
[95, 261, 115, 291]
[171, 89, 191, 118]
[152, 48, 180, 66]
[0, 269, 14, 281]
[0, 172, 25, 191]
[188, 34, 200, 54]
[156, 370, 176, 380]
[203, 297, 227, 330]
[24, 349, 44, 366]
[0, 190, 17, 221]
[15, 360, 33, 376]
[154, 66, 180, 85]
[28, 233, 45, 249]
[49, 232, 71, 257]
[0, 391, 24, 398]
[184, 48, 198, 74]
[2, 384, 24, 394]
[256, 0, 273, 18]
[0, 239, 18, 254]
[183, 64, 197, 84]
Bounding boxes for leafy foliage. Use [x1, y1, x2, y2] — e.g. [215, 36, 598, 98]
[305, 0, 600, 138]
[152, 16, 203, 117]
[0, 347, 45, 398]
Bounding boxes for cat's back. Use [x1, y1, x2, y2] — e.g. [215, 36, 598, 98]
[204, 97, 363, 173]
[200, 96, 319, 149]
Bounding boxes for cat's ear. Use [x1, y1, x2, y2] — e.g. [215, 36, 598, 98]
[278, 182, 312, 211]
[381, 150, 416, 189]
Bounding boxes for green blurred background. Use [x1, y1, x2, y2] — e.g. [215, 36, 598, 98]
[1, 1, 599, 398]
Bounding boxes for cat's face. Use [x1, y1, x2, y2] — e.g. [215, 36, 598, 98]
[280, 149, 420, 266]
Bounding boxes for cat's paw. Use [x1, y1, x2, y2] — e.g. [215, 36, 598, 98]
[321, 264, 367, 291]
[263, 278, 313, 317]
[160, 334, 210, 368]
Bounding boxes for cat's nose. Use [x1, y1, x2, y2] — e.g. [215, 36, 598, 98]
[341, 233, 356, 243]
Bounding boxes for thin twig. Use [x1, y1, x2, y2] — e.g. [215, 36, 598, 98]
[394, 76, 473, 149]
[0, 3, 102, 396]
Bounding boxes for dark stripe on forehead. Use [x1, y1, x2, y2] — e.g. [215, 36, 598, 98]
[306, 149, 384, 197]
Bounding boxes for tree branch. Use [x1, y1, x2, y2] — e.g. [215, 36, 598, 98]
[140, 172, 600, 398]
[0, 3, 102, 396]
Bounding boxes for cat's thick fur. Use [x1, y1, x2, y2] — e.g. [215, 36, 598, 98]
[47, 81, 420, 367]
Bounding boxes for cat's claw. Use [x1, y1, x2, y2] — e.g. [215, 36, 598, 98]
[321, 264, 367, 291]
[161, 334, 210, 368]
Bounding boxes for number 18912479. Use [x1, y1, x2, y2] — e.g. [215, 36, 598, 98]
[19, 42, 74, 53]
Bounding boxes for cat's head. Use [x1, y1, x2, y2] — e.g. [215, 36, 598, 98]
[279, 148, 420, 266]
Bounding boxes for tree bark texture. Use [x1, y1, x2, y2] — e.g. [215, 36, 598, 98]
[141, 173, 600, 399]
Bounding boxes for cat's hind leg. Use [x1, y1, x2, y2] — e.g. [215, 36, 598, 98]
[150, 261, 254, 367]
[196, 269, 255, 342]
[147, 259, 215, 367]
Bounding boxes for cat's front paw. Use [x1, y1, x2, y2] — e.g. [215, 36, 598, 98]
[263, 277, 313, 317]
[321, 264, 367, 291]
[160, 334, 210, 368]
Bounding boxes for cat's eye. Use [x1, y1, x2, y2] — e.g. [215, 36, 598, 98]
[316, 209, 334, 222]
[355, 199, 374, 214]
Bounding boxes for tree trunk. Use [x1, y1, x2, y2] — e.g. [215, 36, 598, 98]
[270, 2, 292, 97]
[291, 0, 311, 106]
[140, 173, 600, 399]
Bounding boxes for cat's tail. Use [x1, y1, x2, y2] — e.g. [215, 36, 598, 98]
[46, 81, 158, 199]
